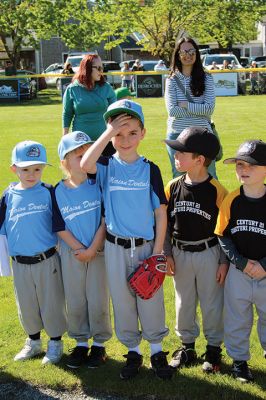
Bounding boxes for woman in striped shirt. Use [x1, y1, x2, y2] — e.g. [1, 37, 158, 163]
[165, 37, 216, 178]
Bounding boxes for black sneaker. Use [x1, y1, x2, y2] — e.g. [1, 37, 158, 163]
[66, 346, 89, 369]
[169, 347, 197, 369]
[87, 345, 107, 368]
[232, 361, 254, 383]
[150, 351, 173, 380]
[202, 345, 222, 373]
[120, 351, 143, 380]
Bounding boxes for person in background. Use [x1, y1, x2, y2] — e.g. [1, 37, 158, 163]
[121, 62, 132, 89]
[249, 61, 259, 95]
[5, 60, 17, 76]
[62, 54, 116, 157]
[230, 60, 237, 70]
[114, 87, 136, 101]
[131, 59, 144, 91]
[62, 62, 74, 75]
[165, 37, 216, 179]
[222, 60, 231, 70]
[210, 61, 220, 70]
[154, 60, 168, 72]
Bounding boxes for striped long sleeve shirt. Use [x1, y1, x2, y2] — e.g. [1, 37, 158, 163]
[165, 71, 215, 136]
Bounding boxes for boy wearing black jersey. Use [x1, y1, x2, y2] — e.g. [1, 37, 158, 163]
[164, 126, 228, 373]
[215, 140, 266, 383]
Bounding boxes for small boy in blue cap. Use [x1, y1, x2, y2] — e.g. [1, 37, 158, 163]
[54, 131, 112, 369]
[0, 141, 66, 364]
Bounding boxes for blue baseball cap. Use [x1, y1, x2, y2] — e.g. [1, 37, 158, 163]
[103, 99, 144, 125]
[11, 141, 49, 167]
[58, 131, 94, 160]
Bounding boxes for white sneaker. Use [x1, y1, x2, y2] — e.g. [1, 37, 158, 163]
[42, 340, 63, 365]
[14, 338, 42, 361]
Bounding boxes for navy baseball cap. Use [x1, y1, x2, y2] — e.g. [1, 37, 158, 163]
[58, 131, 94, 160]
[103, 99, 144, 125]
[164, 126, 220, 160]
[12, 141, 50, 167]
[224, 140, 266, 166]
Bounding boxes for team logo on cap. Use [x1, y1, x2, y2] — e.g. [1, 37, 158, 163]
[120, 100, 132, 109]
[26, 146, 40, 158]
[238, 141, 255, 156]
[75, 132, 88, 142]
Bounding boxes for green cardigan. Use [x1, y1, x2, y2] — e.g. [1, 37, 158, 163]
[62, 80, 116, 140]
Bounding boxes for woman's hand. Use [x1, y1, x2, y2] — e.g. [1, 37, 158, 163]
[178, 101, 188, 109]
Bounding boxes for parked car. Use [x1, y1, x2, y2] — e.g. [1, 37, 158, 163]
[43, 63, 64, 89]
[201, 54, 246, 94]
[240, 57, 250, 68]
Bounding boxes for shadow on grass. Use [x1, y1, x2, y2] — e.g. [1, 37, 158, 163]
[53, 355, 266, 400]
[0, 89, 62, 107]
[0, 370, 59, 400]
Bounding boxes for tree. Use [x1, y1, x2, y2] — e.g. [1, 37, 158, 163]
[0, 0, 72, 67]
[195, 0, 266, 50]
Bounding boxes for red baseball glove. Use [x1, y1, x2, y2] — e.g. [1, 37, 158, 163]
[127, 254, 167, 300]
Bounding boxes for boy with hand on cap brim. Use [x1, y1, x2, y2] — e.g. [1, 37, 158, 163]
[215, 139, 266, 383]
[164, 126, 229, 373]
[54, 131, 112, 369]
[80, 100, 173, 381]
[0, 141, 66, 365]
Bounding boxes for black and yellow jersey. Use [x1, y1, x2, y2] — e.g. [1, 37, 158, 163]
[165, 174, 228, 241]
[215, 186, 266, 261]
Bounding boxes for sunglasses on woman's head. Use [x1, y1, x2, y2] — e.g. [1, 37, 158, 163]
[179, 49, 196, 57]
[92, 65, 103, 72]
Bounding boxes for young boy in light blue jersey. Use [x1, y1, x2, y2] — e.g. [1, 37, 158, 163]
[54, 131, 112, 369]
[0, 141, 66, 365]
[81, 100, 173, 380]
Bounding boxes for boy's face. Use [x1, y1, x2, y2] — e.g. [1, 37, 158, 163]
[11, 164, 45, 189]
[63, 144, 90, 174]
[111, 117, 145, 158]
[236, 160, 266, 186]
[174, 151, 202, 172]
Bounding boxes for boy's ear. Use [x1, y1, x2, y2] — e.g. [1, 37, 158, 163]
[10, 165, 17, 173]
[140, 127, 146, 139]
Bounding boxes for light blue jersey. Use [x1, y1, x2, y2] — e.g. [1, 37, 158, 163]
[54, 178, 102, 247]
[0, 182, 58, 256]
[96, 155, 167, 239]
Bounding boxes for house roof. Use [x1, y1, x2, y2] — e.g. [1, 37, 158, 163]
[118, 36, 143, 50]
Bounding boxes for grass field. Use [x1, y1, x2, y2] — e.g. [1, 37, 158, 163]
[0, 90, 266, 400]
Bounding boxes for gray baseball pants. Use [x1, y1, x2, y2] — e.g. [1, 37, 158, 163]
[12, 253, 67, 337]
[104, 239, 169, 348]
[224, 265, 266, 361]
[60, 243, 112, 343]
[172, 244, 224, 346]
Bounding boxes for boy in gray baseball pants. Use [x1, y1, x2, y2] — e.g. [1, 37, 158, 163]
[215, 139, 266, 382]
[0, 141, 66, 365]
[164, 126, 228, 373]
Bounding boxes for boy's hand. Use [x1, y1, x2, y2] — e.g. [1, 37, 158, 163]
[244, 260, 266, 280]
[166, 256, 175, 276]
[106, 114, 132, 137]
[74, 247, 97, 263]
[216, 263, 229, 285]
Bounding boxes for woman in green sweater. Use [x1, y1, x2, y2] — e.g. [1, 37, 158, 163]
[63, 54, 116, 156]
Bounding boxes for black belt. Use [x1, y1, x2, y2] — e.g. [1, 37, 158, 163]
[11, 247, 57, 265]
[172, 237, 218, 252]
[106, 231, 150, 249]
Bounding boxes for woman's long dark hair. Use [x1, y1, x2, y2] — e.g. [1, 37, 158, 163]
[73, 54, 105, 89]
[170, 37, 206, 97]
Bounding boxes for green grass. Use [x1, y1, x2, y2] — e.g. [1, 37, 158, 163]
[0, 90, 266, 399]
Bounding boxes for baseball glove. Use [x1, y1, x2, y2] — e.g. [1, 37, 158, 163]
[127, 254, 167, 300]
